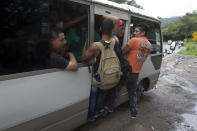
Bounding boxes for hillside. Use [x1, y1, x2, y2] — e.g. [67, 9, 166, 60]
[161, 16, 180, 28]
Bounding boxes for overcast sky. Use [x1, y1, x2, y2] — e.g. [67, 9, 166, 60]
[136, 0, 197, 18]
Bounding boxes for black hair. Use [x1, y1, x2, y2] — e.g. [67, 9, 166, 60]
[101, 18, 114, 36]
[50, 27, 64, 40]
[135, 24, 149, 36]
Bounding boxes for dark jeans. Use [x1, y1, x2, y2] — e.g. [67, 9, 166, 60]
[104, 86, 117, 111]
[126, 73, 139, 116]
[105, 77, 126, 110]
[88, 84, 105, 119]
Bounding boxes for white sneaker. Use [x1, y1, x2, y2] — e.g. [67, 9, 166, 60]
[130, 115, 137, 119]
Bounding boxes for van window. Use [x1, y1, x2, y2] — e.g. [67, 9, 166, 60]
[94, 15, 126, 47]
[0, 0, 50, 76]
[130, 16, 162, 54]
[0, 0, 89, 76]
[49, 0, 89, 62]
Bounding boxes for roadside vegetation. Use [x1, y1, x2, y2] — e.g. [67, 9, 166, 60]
[180, 41, 197, 57]
[162, 10, 197, 41]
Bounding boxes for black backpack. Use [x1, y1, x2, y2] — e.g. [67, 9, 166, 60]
[114, 41, 132, 79]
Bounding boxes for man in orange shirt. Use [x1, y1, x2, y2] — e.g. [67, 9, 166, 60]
[122, 24, 152, 118]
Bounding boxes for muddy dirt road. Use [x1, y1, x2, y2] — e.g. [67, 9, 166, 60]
[74, 49, 197, 131]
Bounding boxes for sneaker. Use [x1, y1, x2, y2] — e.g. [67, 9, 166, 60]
[94, 113, 99, 118]
[130, 115, 137, 119]
[94, 109, 104, 118]
[102, 109, 108, 117]
[87, 118, 95, 122]
[108, 109, 114, 113]
[104, 106, 114, 113]
[99, 109, 104, 113]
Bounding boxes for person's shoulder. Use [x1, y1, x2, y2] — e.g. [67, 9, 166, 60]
[128, 37, 138, 44]
[50, 52, 58, 58]
[90, 42, 101, 50]
[51, 52, 61, 58]
[130, 37, 140, 41]
[131, 37, 138, 40]
[49, 52, 69, 68]
[50, 52, 67, 60]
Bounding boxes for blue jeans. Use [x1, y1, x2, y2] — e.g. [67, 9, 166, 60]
[88, 84, 105, 119]
[126, 73, 139, 116]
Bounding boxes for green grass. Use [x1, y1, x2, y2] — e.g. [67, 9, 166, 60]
[180, 41, 197, 56]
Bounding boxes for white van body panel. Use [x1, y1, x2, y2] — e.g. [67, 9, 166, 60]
[94, 4, 129, 20]
[0, 67, 91, 130]
[0, 0, 163, 130]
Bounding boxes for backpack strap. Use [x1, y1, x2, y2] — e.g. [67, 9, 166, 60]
[94, 38, 116, 51]
[93, 38, 116, 75]
[94, 42, 104, 51]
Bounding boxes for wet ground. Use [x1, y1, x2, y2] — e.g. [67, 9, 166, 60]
[74, 45, 197, 131]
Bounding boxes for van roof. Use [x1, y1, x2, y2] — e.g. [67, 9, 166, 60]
[91, 0, 160, 22]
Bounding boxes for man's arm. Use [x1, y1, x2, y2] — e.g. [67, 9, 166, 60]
[66, 52, 78, 71]
[122, 44, 131, 56]
[82, 43, 99, 61]
[63, 15, 87, 29]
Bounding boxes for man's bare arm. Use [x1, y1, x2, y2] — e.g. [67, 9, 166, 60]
[82, 43, 99, 61]
[63, 15, 87, 29]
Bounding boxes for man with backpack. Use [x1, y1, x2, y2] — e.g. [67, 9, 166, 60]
[82, 18, 122, 121]
[102, 19, 132, 115]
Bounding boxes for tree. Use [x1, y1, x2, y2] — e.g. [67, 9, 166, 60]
[162, 10, 197, 41]
[109, 0, 143, 9]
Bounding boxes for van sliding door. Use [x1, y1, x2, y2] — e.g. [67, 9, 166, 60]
[0, 0, 91, 130]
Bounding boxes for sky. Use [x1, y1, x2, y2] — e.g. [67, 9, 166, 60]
[136, 0, 197, 18]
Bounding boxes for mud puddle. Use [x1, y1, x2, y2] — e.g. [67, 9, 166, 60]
[175, 104, 197, 131]
[160, 54, 197, 131]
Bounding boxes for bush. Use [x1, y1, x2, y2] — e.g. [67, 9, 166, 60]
[180, 41, 197, 56]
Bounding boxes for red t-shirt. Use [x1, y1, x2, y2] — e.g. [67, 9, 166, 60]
[127, 37, 152, 73]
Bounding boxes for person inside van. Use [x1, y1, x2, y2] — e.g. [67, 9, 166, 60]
[117, 20, 125, 47]
[50, 12, 88, 62]
[122, 24, 152, 118]
[66, 18, 101, 62]
[49, 27, 78, 71]
[82, 18, 118, 121]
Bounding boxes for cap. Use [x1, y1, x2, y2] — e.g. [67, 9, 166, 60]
[120, 20, 124, 26]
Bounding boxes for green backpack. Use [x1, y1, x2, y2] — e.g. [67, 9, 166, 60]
[93, 38, 122, 90]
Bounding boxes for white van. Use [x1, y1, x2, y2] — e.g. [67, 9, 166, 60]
[0, 0, 163, 130]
